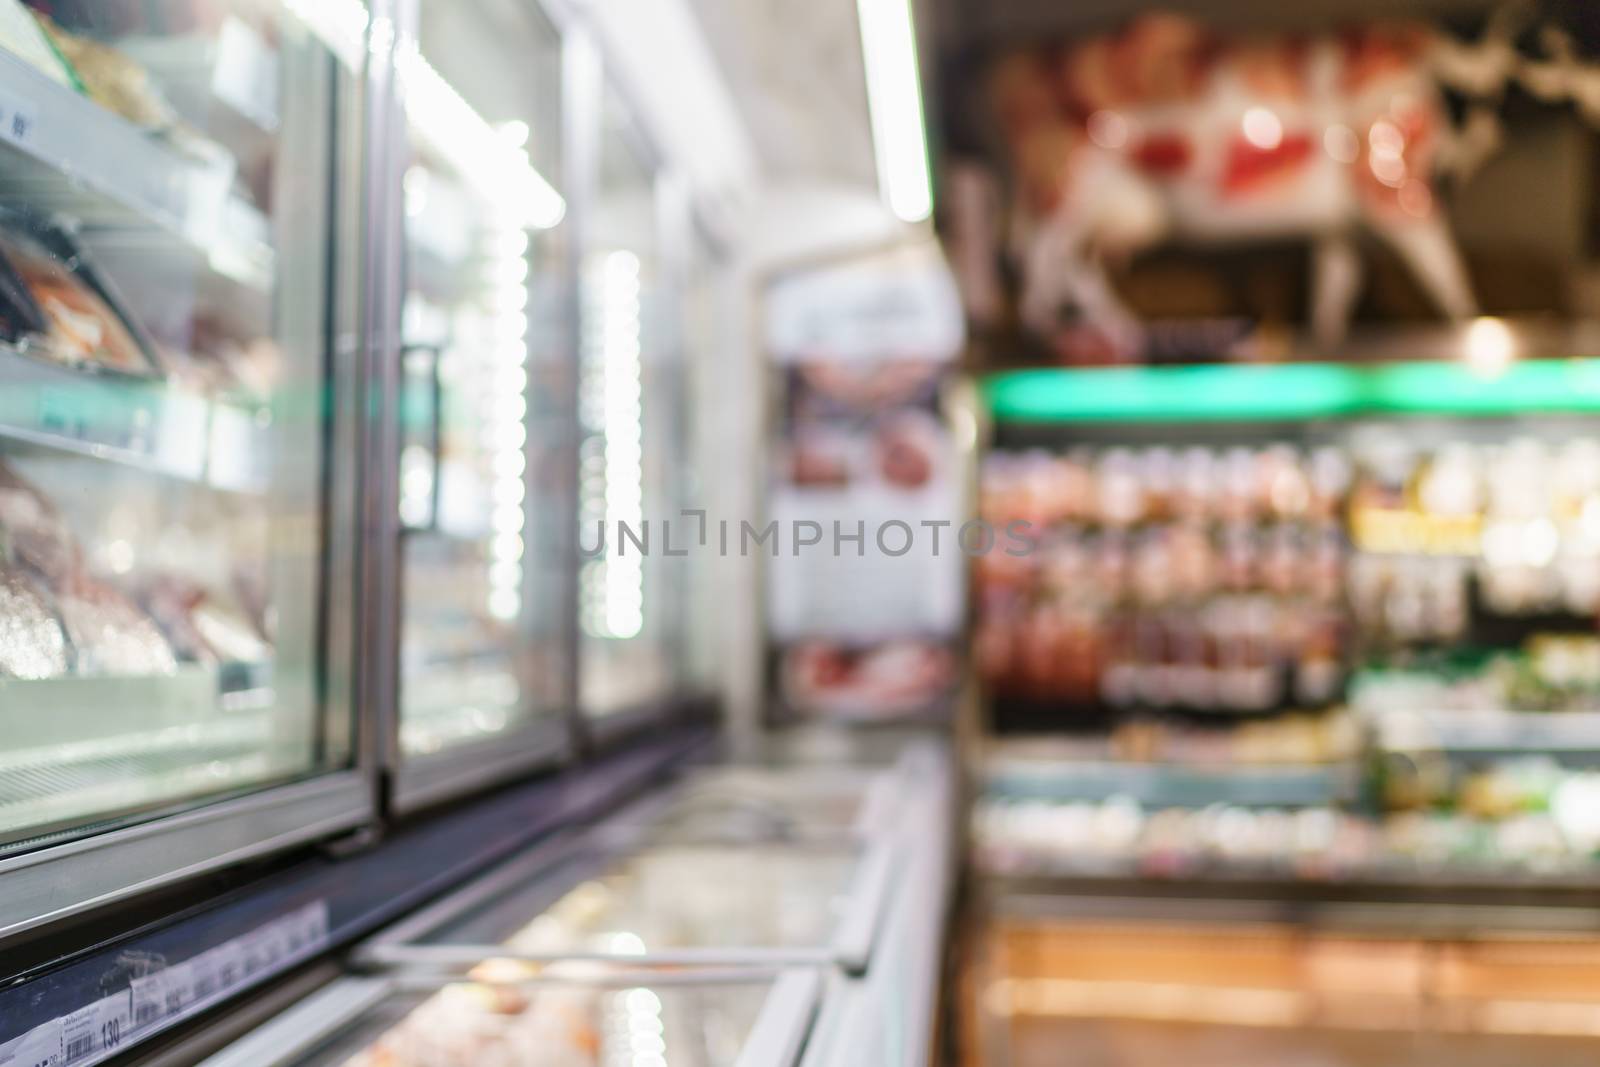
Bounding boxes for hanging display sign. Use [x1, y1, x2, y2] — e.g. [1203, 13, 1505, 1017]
[764, 241, 968, 722]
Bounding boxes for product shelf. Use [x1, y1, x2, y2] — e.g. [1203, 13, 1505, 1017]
[984, 754, 1359, 808]
[0, 47, 274, 296]
[0, 666, 278, 844]
[0, 345, 271, 493]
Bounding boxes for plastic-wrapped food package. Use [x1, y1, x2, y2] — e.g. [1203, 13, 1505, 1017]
[0, 459, 79, 588]
[0, 221, 160, 376]
[0, 562, 69, 679]
[33, 13, 181, 131]
[57, 577, 177, 676]
[338, 980, 605, 1067]
[141, 576, 271, 665]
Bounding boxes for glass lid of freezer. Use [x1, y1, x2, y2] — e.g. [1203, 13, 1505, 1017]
[394, 0, 569, 766]
[0, 2, 360, 847]
[612, 764, 903, 840]
[200, 968, 820, 1067]
[362, 831, 895, 974]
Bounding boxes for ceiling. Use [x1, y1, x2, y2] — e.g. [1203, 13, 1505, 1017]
[686, 0, 879, 190]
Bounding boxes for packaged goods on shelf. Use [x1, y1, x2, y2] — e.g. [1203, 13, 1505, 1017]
[55, 575, 177, 676]
[973, 790, 1600, 883]
[332, 966, 773, 1067]
[139, 575, 271, 667]
[0, 458, 78, 585]
[33, 12, 180, 133]
[0, 455, 273, 680]
[1349, 434, 1600, 635]
[1353, 635, 1600, 717]
[973, 796, 1371, 879]
[0, 212, 163, 377]
[993, 709, 1360, 768]
[0, 561, 68, 679]
[978, 444, 1350, 713]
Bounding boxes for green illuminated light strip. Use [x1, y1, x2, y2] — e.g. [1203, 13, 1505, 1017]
[984, 360, 1600, 424]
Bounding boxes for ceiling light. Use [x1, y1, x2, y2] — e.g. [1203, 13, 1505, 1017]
[857, 0, 932, 222]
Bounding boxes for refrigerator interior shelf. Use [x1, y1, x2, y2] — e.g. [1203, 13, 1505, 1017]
[0, 48, 274, 295]
[117, 18, 282, 139]
[1368, 708, 1600, 755]
[0, 666, 275, 842]
[0, 345, 271, 493]
[984, 757, 1360, 809]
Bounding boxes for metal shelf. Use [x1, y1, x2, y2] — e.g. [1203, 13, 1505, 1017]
[0, 346, 271, 492]
[0, 47, 274, 295]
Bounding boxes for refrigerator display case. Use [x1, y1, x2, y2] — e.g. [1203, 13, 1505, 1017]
[359, 822, 896, 975]
[576, 82, 691, 731]
[0, 0, 369, 938]
[975, 363, 1600, 890]
[197, 967, 821, 1067]
[387, 0, 574, 809]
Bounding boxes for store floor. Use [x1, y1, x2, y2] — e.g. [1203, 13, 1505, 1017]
[999, 1018, 1600, 1067]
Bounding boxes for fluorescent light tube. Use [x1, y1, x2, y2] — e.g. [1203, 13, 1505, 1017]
[857, 0, 933, 222]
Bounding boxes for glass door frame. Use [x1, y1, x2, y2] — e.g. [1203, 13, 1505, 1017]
[570, 48, 719, 753]
[0, 1, 379, 944]
[377, 0, 581, 815]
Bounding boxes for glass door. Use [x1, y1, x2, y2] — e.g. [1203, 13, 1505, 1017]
[0, 1, 368, 936]
[390, 0, 571, 807]
[577, 86, 691, 730]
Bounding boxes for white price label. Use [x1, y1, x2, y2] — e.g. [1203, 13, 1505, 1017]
[130, 902, 329, 1036]
[3, 901, 330, 1067]
[130, 963, 192, 1032]
[0, 1016, 61, 1067]
[0, 992, 131, 1067]
[58, 996, 131, 1066]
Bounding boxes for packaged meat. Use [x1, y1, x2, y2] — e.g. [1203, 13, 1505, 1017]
[141, 576, 270, 665]
[0, 229, 49, 344]
[57, 577, 177, 676]
[0, 458, 80, 588]
[191, 595, 270, 664]
[0, 562, 69, 679]
[336, 981, 606, 1067]
[0, 214, 162, 376]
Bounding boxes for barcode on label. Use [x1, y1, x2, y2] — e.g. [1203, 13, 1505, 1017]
[63, 1036, 92, 1062]
[133, 1002, 158, 1027]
